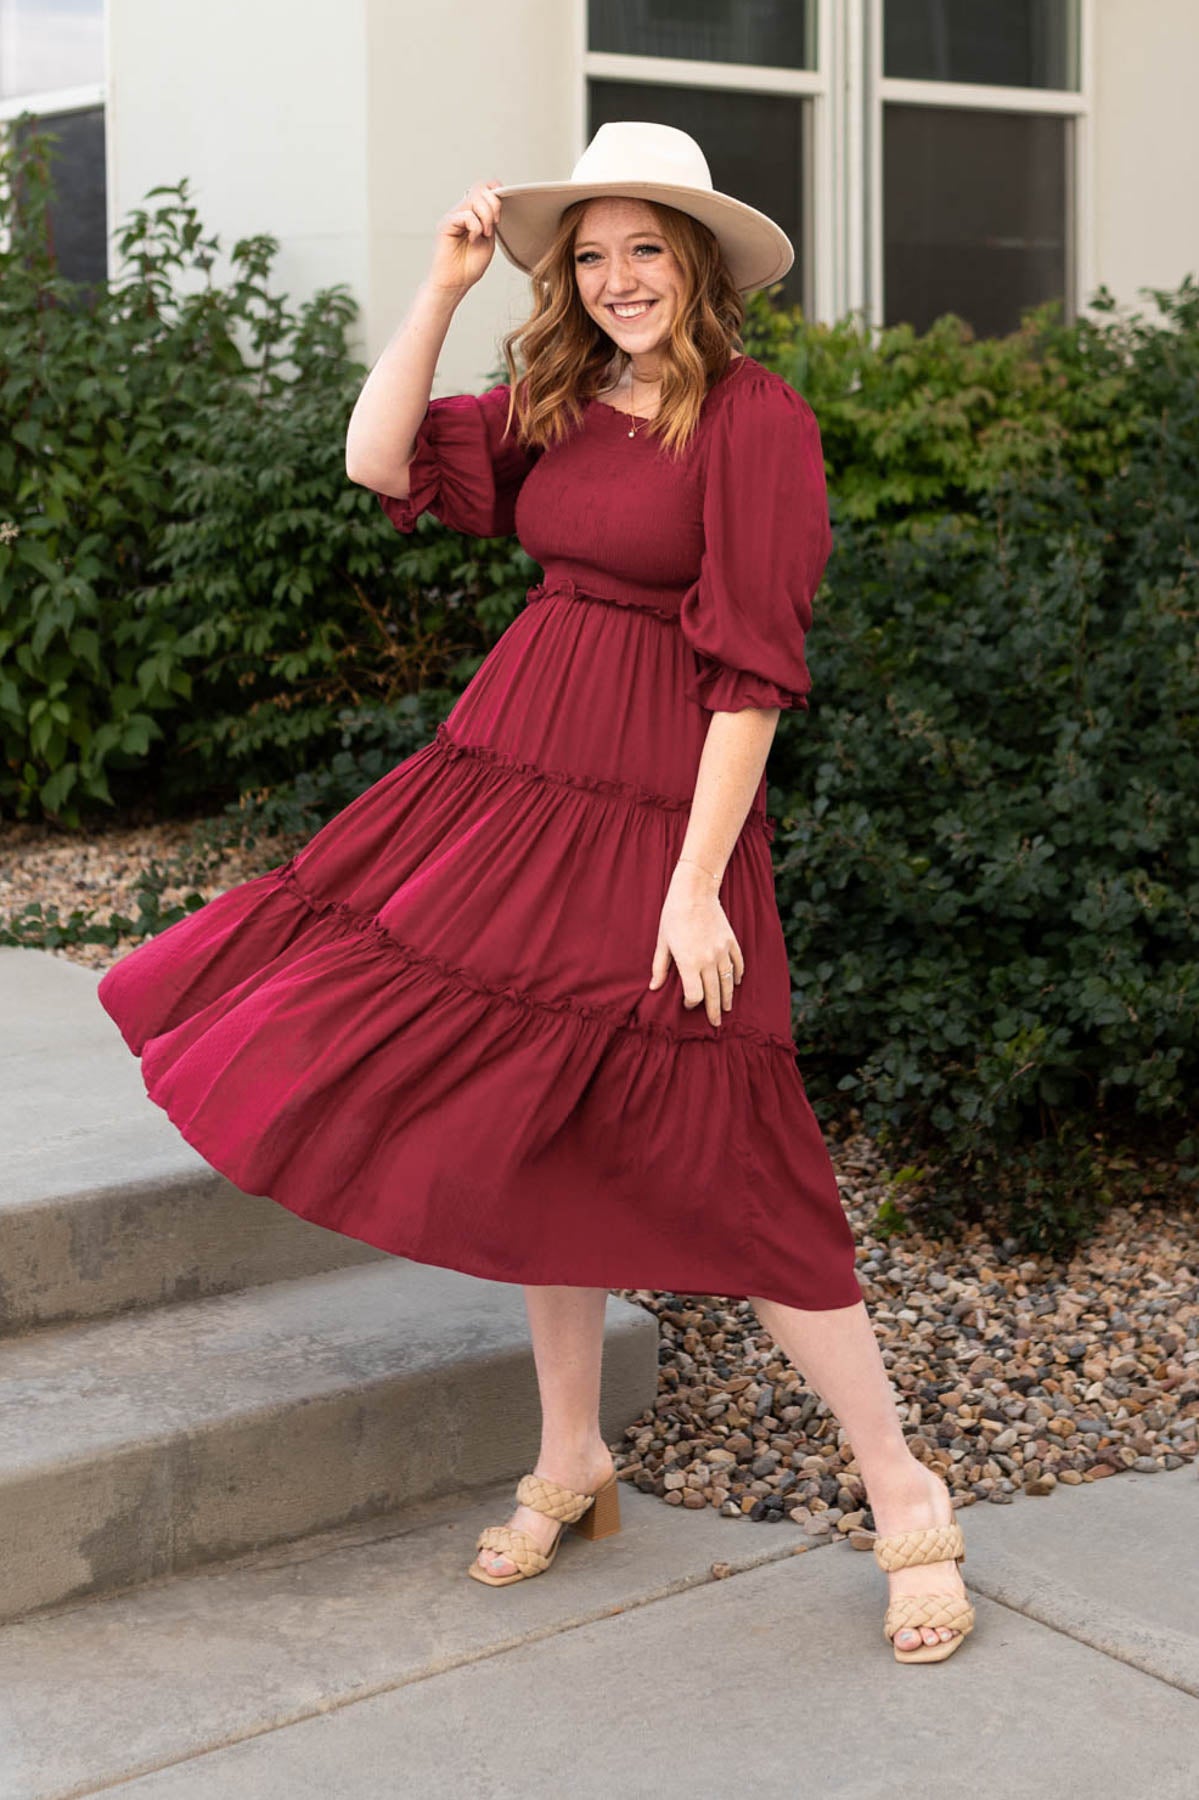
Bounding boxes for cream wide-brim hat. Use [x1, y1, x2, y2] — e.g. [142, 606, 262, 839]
[492, 121, 794, 297]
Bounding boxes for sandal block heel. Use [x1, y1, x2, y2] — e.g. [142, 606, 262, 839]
[569, 1469, 621, 1541]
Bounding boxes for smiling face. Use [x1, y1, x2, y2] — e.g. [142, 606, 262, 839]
[572, 197, 683, 369]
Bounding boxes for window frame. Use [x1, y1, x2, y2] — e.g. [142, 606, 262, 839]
[864, 0, 1094, 330]
[0, 82, 104, 123]
[578, 0, 1093, 336]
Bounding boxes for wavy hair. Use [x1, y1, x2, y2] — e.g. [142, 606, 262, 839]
[498, 198, 746, 462]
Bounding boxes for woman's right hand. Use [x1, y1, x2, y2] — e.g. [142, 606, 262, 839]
[428, 179, 504, 297]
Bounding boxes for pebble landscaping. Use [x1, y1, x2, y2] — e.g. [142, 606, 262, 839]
[615, 1130, 1198, 1541]
[0, 815, 302, 970]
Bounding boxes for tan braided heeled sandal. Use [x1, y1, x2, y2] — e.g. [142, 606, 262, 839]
[872, 1518, 976, 1663]
[467, 1468, 622, 1587]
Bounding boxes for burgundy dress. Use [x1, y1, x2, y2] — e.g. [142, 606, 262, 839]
[97, 352, 861, 1310]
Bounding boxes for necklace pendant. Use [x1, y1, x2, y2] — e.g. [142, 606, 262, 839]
[628, 422, 636, 438]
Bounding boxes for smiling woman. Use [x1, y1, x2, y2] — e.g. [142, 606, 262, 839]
[96, 119, 977, 1660]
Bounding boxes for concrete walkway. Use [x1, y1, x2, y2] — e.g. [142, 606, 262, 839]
[1, 1459, 1194, 1797]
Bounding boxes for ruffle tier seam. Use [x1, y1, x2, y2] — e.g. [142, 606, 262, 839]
[431, 721, 776, 844]
[276, 862, 799, 1056]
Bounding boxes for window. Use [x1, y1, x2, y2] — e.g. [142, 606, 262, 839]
[578, 1, 1091, 339]
[11, 102, 106, 286]
[875, 0, 1084, 335]
[585, 1, 823, 316]
[884, 0, 1077, 90]
[1, 0, 108, 287]
[588, 1, 815, 72]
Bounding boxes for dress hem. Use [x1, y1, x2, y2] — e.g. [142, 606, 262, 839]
[104, 981, 863, 1314]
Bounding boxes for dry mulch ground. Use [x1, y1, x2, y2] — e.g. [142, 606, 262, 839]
[0, 813, 304, 971]
[5, 813, 1197, 1538]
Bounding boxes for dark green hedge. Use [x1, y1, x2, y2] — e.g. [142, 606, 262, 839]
[767, 282, 1199, 1245]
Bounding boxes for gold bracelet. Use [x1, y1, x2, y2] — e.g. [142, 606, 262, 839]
[676, 855, 720, 884]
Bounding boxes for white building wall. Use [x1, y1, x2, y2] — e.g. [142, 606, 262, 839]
[105, 0, 575, 393]
[106, 0, 371, 352]
[1091, 0, 1199, 312]
[364, 0, 577, 390]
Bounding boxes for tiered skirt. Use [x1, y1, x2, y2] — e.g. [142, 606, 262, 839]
[98, 580, 862, 1309]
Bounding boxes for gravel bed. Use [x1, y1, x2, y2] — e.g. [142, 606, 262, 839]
[614, 1128, 1198, 1538]
[6, 814, 1197, 1540]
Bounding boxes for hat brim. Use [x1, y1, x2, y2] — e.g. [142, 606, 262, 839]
[491, 180, 794, 296]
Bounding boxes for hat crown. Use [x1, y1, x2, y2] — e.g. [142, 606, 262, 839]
[569, 121, 714, 195]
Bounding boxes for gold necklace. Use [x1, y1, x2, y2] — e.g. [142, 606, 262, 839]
[626, 369, 643, 438]
[625, 368, 658, 438]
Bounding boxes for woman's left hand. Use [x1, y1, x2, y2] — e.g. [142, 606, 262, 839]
[647, 863, 744, 1027]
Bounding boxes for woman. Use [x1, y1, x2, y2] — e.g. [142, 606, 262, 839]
[98, 122, 974, 1662]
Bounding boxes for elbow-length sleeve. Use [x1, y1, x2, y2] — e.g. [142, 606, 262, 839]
[679, 373, 833, 713]
[375, 382, 537, 539]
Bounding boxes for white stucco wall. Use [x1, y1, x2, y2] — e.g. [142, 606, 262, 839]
[364, 0, 578, 391]
[106, 0, 371, 330]
[1091, 0, 1199, 312]
[104, 0, 577, 392]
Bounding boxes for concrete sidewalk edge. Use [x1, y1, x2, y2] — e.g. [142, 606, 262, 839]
[968, 1544, 1199, 1698]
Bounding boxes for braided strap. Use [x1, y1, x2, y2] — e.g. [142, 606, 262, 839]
[872, 1521, 966, 1572]
[515, 1473, 596, 1524]
[474, 1524, 555, 1577]
[884, 1593, 976, 1644]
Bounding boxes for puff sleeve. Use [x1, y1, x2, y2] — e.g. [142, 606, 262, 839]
[375, 383, 537, 539]
[679, 373, 833, 713]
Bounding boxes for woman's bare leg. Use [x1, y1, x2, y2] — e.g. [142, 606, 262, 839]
[749, 1294, 968, 1651]
[472, 1284, 616, 1577]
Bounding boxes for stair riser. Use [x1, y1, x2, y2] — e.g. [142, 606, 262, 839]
[0, 1174, 385, 1337]
[0, 1316, 656, 1624]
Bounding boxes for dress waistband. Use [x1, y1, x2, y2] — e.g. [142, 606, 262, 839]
[526, 576, 679, 624]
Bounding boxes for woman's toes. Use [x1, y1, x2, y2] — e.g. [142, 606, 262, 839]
[896, 1625, 958, 1648]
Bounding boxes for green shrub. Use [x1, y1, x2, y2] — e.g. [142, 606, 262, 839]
[0, 117, 535, 825]
[768, 280, 1199, 1247]
[742, 290, 1141, 530]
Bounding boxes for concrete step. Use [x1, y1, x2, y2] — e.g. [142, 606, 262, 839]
[0, 1471, 745, 1799]
[0, 1257, 658, 1625]
[0, 948, 384, 1335]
